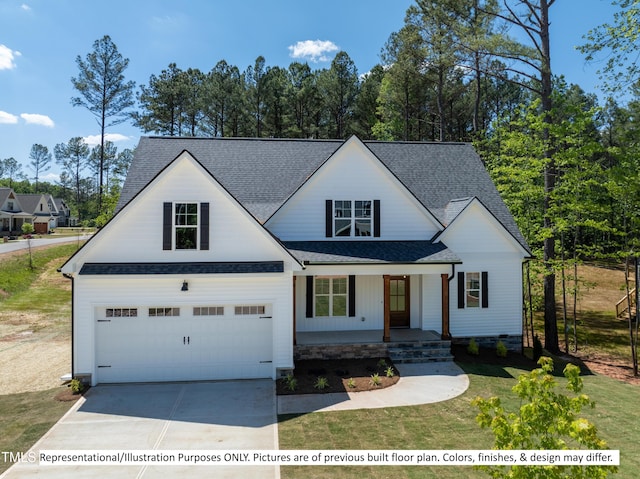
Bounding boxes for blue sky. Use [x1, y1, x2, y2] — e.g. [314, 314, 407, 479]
[0, 0, 618, 181]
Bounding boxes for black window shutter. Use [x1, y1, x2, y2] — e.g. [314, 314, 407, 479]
[162, 202, 172, 250]
[325, 200, 332, 237]
[373, 200, 381, 237]
[457, 271, 465, 309]
[200, 202, 210, 250]
[348, 275, 356, 317]
[306, 276, 313, 318]
[482, 271, 489, 308]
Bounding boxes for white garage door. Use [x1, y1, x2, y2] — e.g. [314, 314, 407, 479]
[95, 305, 273, 383]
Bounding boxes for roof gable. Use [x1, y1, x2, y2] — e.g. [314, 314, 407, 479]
[61, 151, 301, 274]
[436, 197, 531, 256]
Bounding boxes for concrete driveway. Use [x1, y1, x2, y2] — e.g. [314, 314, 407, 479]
[2, 380, 279, 479]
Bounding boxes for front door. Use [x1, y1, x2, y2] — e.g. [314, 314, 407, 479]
[389, 276, 410, 328]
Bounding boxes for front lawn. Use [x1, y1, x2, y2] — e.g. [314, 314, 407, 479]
[0, 388, 79, 474]
[278, 361, 639, 478]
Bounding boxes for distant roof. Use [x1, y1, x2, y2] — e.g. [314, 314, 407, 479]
[283, 241, 461, 264]
[0, 188, 12, 205]
[118, 136, 528, 252]
[15, 194, 45, 215]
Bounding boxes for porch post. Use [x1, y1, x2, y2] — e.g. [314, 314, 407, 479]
[441, 273, 451, 340]
[292, 276, 297, 346]
[383, 274, 391, 342]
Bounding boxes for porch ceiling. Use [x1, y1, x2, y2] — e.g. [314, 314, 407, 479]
[283, 240, 460, 265]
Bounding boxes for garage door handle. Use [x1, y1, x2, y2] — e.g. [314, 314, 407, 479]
[183, 336, 190, 345]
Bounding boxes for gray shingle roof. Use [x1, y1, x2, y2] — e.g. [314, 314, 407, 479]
[79, 261, 284, 275]
[283, 241, 460, 264]
[118, 136, 529, 253]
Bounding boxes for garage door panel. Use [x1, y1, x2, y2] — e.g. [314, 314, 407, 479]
[95, 309, 273, 384]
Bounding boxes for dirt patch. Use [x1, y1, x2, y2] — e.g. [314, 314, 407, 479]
[55, 387, 88, 402]
[277, 357, 399, 395]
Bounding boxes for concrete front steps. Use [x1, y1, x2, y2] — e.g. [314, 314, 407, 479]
[388, 339, 454, 364]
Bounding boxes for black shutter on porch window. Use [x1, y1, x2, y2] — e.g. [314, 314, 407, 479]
[325, 200, 333, 237]
[482, 271, 489, 308]
[162, 202, 172, 250]
[457, 271, 465, 309]
[348, 275, 356, 317]
[200, 202, 209, 250]
[306, 276, 314, 318]
[373, 200, 380, 237]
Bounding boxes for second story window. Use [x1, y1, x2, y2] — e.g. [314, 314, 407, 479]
[175, 203, 198, 249]
[333, 200, 372, 237]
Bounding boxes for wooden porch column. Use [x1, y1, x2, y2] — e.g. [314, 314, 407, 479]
[292, 276, 297, 346]
[441, 273, 451, 340]
[383, 274, 391, 342]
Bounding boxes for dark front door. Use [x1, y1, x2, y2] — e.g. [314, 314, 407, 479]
[389, 276, 410, 328]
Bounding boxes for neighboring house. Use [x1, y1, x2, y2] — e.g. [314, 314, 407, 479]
[0, 188, 33, 236]
[16, 194, 54, 234]
[60, 136, 531, 386]
[54, 198, 74, 227]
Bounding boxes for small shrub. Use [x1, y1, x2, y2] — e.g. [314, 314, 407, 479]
[496, 340, 508, 358]
[314, 376, 329, 390]
[347, 377, 356, 388]
[370, 373, 382, 386]
[69, 378, 85, 394]
[533, 335, 543, 361]
[385, 366, 395, 378]
[284, 374, 298, 392]
[467, 338, 479, 355]
[377, 358, 388, 368]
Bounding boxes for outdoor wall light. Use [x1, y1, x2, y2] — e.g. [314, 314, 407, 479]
[181, 280, 189, 292]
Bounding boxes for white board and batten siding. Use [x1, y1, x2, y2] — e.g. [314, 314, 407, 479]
[294, 274, 424, 332]
[75, 274, 293, 385]
[266, 138, 442, 241]
[438, 199, 527, 338]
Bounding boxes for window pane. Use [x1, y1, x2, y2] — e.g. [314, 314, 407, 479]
[334, 200, 352, 218]
[354, 219, 371, 236]
[467, 291, 480, 308]
[332, 277, 347, 294]
[334, 219, 351, 236]
[315, 296, 329, 316]
[397, 296, 405, 311]
[390, 280, 398, 295]
[466, 272, 480, 290]
[390, 296, 398, 311]
[176, 227, 197, 249]
[333, 295, 347, 316]
[315, 278, 330, 294]
[355, 200, 371, 218]
[397, 279, 405, 295]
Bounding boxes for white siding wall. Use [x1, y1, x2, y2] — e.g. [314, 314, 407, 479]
[74, 273, 293, 384]
[266, 140, 441, 241]
[421, 274, 443, 331]
[449, 253, 523, 337]
[295, 274, 428, 332]
[67, 154, 290, 269]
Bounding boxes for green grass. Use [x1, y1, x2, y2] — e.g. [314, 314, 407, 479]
[0, 243, 80, 299]
[0, 388, 77, 474]
[278, 361, 638, 479]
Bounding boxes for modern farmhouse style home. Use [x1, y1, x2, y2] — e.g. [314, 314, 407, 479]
[60, 136, 531, 385]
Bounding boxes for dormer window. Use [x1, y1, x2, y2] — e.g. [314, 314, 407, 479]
[326, 199, 380, 238]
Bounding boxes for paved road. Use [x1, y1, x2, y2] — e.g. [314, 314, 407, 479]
[0, 235, 92, 255]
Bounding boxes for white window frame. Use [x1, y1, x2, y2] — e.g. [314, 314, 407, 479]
[314, 276, 348, 317]
[193, 306, 224, 316]
[234, 305, 266, 316]
[333, 200, 373, 237]
[465, 272, 481, 308]
[174, 202, 199, 250]
[149, 307, 181, 317]
[106, 308, 138, 318]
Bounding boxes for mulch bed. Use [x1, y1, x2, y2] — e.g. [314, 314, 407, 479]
[451, 344, 538, 369]
[276, 357, 399, 395]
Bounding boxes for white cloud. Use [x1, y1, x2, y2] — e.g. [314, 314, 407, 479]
[21, 4, 31, 11]
[288, 40, 339, 63]
[41, 172, 60, 183]
[0, 44, 18, 70]
[20, 113, 54, 127]
[0, 110, 19, 124]
[83, 133, 131, 146]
